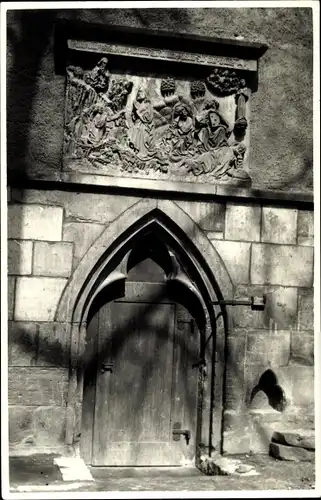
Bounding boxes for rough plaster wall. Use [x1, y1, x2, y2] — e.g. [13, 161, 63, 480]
[7, 7, 313, 192]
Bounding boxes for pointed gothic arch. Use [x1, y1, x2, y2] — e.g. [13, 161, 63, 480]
[56, 198, 234, 458]
[55, 198, 233, 325]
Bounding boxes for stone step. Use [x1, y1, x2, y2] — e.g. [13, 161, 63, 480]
[269, 442, 315, 462]
[271, 430, 315, 451]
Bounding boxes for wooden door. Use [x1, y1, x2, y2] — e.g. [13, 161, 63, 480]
[89, 281, 199, 466]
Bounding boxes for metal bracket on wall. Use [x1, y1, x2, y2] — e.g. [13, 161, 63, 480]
[212, 295, 266, 311]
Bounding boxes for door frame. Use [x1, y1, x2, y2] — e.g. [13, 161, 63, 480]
[54, 200, 234, 464]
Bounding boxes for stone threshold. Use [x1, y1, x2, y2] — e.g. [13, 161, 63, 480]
[7, 171, 314, 206]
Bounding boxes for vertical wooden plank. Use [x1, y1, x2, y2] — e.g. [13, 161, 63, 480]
[80, 315, 98, 464]
[172, 304, 199, 464]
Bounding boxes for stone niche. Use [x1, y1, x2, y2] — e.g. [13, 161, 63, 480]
[56, 22, 267, 193]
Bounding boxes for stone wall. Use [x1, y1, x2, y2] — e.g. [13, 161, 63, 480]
[7, 187, 314, 454]
[6, 7, 313, 192]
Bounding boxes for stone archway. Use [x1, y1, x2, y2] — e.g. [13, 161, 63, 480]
[55, 198, 234, 460]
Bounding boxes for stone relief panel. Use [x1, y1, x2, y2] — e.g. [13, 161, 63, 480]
[63, 57, 252, 186]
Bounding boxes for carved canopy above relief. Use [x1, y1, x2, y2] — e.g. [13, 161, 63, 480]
[61, 28, 267, 191]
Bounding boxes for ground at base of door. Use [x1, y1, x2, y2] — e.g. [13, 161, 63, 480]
[7, 454, 315, 493]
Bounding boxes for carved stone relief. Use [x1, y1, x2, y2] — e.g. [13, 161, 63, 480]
[63, 57, 252, 186]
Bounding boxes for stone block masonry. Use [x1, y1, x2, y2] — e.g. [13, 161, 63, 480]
[14, 277, 67, 321]
[8, 321, 70, 367]
[8, 367, 69, 406]
[33, 241, 73, 278]
[250, 244, 313, 287]
[9, 405, 67, 449]
[297, 210, 314, 246]
[215, 203, 314, 455]
[225, 203, 261, 242]
[211, 240, 251, 284]
[7, 192, 314, 457]
[261, 207, 298, 245]
[63, 222, 105, 269]
[8, 240, 33, 275]
[8, 204, 63, 241]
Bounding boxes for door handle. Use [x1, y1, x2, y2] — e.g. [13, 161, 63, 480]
[172, 423, 191, 444]
[100, 362, 114, 373]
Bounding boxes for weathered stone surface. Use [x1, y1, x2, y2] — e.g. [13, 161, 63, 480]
[291, 330, 314, 365]
[261, 207, 298, 244]
[199, 454, 258, 476]
[298, 288, 314, 330]
[226, 334, 247, 365]
[272, 430, 315, 450]
[175, 201, 225, 232]
[297, 210, 314, 246]
[249, 389, 271, 409]
[8, 321, 70, 367]
[249, 409, 315, 453]
[33, 241, 73, 277]
[8, 321, 38, 366]
[224, 362, 246, 411]
[36, 323, 70, 367]
[251, 244, 313, 286]
[223, 410, 239, 432]
[269, 442, 314, 462]
[206, 231, 224, 240]
[14, 277, 67, 321]
[9, 405, 66, 446]
[8, 277, 16, 320]
[8, 367, 69, 406]
[282, 365, 314, 407]
[225, 203, 261, 242]
[62, 222, 105, 268]
[222, 428, 251, 455]
[246, 330, 291, 366]
[8, 204, 63, 241]
[11, 189, 139, 224]
[211, 240, 251, 284]
[224, 332, 246, 410]
[233, 285, 298, 330]
[8, 240, 33, 275]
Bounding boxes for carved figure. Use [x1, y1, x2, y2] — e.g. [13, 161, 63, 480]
[84, 57, 110, 93]
[128, 88, 154, 159]
[78, 102, 125, 146]
[195, 100, 231, 150]
[183, 100, 238, 178]
[64, 61, 252, 186]
[108, 79, 133, 112]
[170, 100, 195, 155]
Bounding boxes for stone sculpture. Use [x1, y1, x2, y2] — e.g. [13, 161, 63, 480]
[206, 68, 247, 96]
[64, 58, 251, 186]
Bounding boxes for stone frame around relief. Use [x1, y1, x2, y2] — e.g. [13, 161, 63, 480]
[56, 22, 267, 192]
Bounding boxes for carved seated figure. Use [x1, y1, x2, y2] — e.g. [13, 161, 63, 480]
[183, 100, 251, 184]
